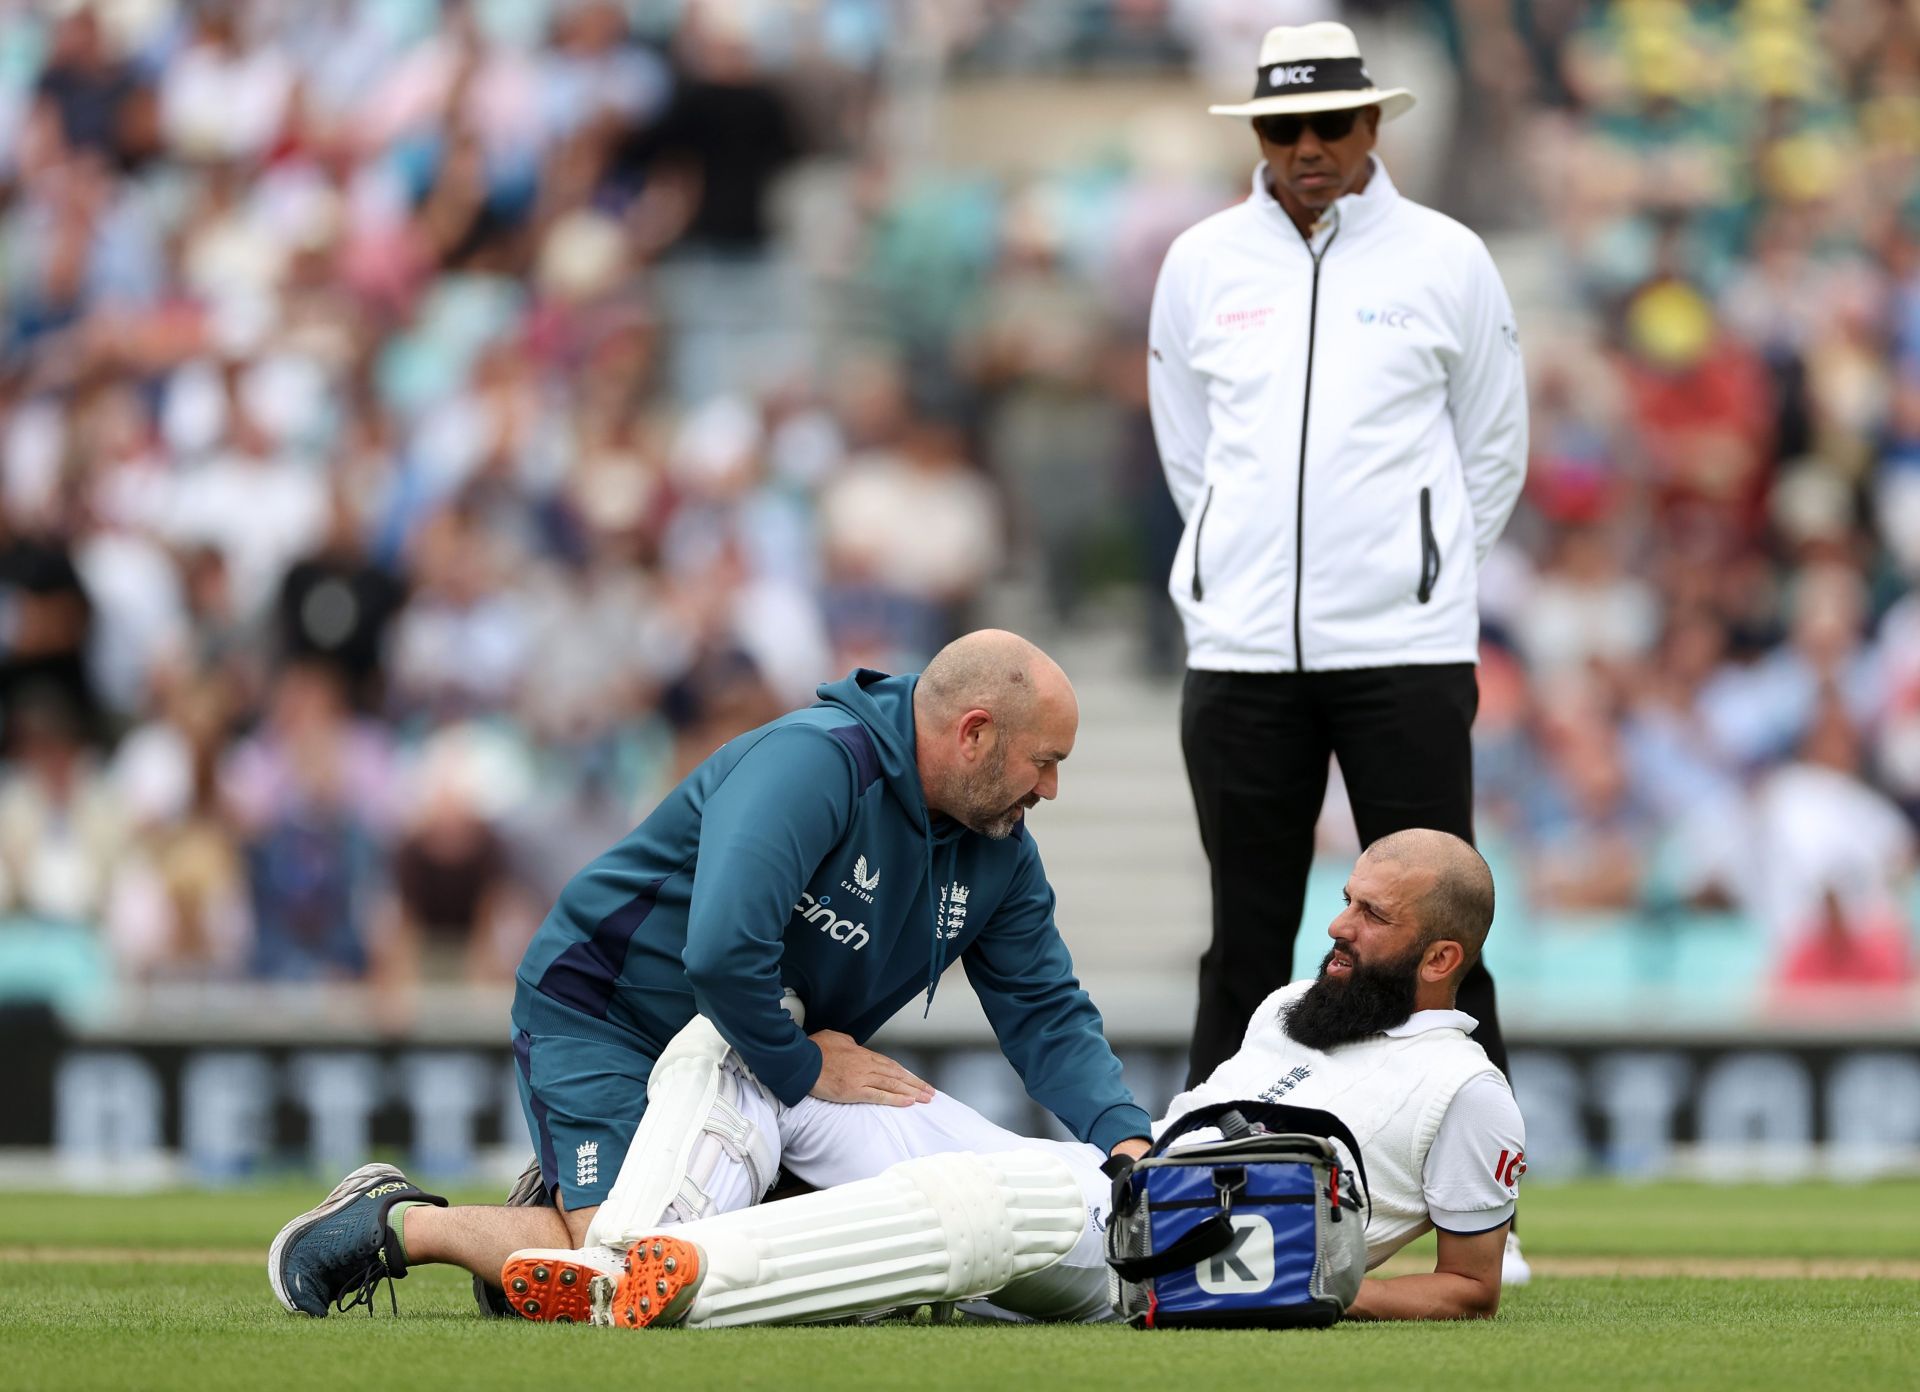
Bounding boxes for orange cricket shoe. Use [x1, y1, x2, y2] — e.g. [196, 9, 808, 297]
[497, 1246, 624, 1324]
[590, 1236, 705, 1329]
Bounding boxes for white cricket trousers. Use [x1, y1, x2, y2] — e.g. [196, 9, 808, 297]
[658, 1082, 1114, 1322]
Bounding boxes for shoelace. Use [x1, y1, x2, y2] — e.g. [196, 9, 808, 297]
[332, 1249, 400, 1318]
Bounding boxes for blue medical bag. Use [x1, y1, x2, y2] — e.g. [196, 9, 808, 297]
[1105, 1102, 1370, 1329]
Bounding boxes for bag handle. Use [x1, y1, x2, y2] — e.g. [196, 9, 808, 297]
[1111, 1101, 1371, 1222]
[1159, 1101, 1371, 1209]
[1105, 1166, 1246, 1282]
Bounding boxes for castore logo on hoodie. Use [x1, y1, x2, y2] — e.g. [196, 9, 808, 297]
[840, 854, 880, 904]
[794, 891, 869, 950]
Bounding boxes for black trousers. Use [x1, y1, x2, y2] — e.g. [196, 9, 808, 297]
[1180, 664, 1508, 1088]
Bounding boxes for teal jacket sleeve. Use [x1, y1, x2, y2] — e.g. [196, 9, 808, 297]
[961, 837, 1153, 1153]
[682, 728, 852, 1104]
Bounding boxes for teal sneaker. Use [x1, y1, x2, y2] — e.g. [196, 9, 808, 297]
[268, 1163, 447, 1317]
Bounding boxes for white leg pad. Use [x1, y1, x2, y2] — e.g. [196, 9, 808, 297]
[672, 1149, 1086, 1328]
[585, 1015, 781, 1249]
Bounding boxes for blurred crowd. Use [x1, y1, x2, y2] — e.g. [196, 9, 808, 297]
[1452, 0, 1920, 995]
[0, 0, 1036, 997]
[0, 0, 1916, 1005]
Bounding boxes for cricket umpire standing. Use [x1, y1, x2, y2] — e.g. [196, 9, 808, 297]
[1149, 22, 1528, 1087]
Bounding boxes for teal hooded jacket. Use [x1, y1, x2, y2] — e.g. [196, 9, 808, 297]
[512, 669, 1152, 1154]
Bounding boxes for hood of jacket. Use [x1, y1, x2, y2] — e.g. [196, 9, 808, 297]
[813, 667, 969, 1008]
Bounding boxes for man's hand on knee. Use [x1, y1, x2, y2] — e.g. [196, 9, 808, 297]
[808, 1030, 935, 1106]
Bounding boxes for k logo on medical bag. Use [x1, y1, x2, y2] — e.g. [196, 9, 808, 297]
[1104, 1102, 1369, 1328]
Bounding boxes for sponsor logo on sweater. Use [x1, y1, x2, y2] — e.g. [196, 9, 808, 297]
[1493, 1148, 1526, 1188]
[794, 892, 870, 950]
[839, 854, 880, 904]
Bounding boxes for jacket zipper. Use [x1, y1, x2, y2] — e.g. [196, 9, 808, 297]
[1293, 215, 1340, 672]
[1189, 485, 1215, 600]
[1417, 486, 1440, 603]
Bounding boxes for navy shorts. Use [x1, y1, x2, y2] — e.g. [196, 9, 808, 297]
[510, 991, 658, 1213]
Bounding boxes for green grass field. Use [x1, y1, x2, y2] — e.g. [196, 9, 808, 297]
[3, 1180, 1917, 1392]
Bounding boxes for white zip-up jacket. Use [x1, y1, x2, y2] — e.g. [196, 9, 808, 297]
[1149, 158, 1527, 672]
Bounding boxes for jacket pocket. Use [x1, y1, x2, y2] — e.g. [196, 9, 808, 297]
[1190, 485, 1215, 601]
[1417, 487, 1441, 604]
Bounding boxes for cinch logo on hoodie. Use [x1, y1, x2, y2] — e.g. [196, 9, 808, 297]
[793, 891, 869, 950]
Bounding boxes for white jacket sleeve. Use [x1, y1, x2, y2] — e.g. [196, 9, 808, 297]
[1446, 240, 1529, 563]
[1147, 243, 1210, 522]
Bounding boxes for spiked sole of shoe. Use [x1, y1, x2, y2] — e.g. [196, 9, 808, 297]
[602, 1237, 703, 1329]
[498, 1255, 605, 1324]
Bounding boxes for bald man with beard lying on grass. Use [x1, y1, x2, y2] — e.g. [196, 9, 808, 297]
[493, 829, 1526, 1329]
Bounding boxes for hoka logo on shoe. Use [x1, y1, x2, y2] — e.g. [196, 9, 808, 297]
[577, 1141, 599, 1188]
[364, 1181, 408, 1199]
[793, 892, 869, 950]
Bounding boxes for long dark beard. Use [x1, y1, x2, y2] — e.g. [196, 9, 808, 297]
[1281, 946, 1422, 1050]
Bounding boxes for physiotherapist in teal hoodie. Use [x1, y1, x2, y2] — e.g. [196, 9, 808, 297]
[511, 624, 1150, 1185]
[265, 630, 1157, 1318]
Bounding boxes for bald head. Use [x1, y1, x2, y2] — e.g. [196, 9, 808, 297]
[1362, 829, 1496, 973]
[916, 629, 1073, 732]
[913, 630, 1077, 839]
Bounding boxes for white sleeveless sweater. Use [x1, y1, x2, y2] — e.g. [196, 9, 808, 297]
[1158, 981, 1503, 1266]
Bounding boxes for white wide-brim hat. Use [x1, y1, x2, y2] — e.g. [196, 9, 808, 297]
[1207, 21, 1416, 122]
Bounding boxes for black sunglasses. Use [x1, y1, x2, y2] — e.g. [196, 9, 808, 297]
[1255, 109, 1361, 145]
